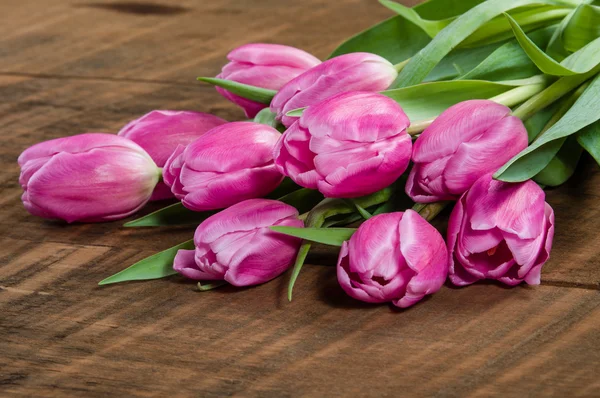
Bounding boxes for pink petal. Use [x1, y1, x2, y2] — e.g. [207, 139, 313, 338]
[443, 115, 528, 195]
[194, 199, 300, 245]
[227, 43, 321, 69]
[468, 175, 546, 239]
[173, 249, 223, 281]
[398, 210, 448, 300]
[26, 148, 157, 223]
[412, 100, 511, 163]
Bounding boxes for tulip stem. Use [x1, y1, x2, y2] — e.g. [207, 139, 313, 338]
[412, 202, 450, 222]
[512, 67, 599, 121]
[489, 83, 547, 109]
[197, 281, 228, 291]
[393, 59, 411, 73]
[157, 167, 163, 182]
[407, 118, 435, 136]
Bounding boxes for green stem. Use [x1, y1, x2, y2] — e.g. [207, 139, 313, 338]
[157, 167, 163, 183]
[461, 7, 572, 47]
[488, 82, 548, 108]
[412, 202, 450, 222]
[532, 81, 591, 142]
[393, 58, 411, 73]
[512, 68, 598, 121]
[197, 281, 228, 291]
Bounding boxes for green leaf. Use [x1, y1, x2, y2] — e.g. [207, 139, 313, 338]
[533, 135, 583, 186]
[287, 242, 311, 301]
[562, 4, 600, 52]
[270, 226, 356, 247]
[459, 27, 553, 81]
[265, 177, 301, 200]
[577, 120, 600, 165]
[124, 203, 213, 227]
[459, 5, 569, 48]
[505, 12, 600, 75]
[277, 188, 324, 214]
[382, 79, 539, 122]
[197, 77, 276, 104]
[496, 74, 600, 182]
[523, 101, 562, 141]
[394, 0, 560, 88]
[379, 0, 453, 38]
[285, 107, 306, 117]
[253, 108, 279, 128]
[98, 240, 194, 285]
[353, 202, 373, 220]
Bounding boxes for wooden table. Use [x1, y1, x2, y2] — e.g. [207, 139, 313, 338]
[1, 1, 599, 396]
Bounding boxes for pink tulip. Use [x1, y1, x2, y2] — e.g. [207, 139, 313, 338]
[173, 199, 303, 286]
[163, 121, 284, 211]
[337, 210, 448, 308]
[18, 133, 159, 223]
[447, 174, 555, 286]
[216, 43, 321, 118]
[273, 91, 411, 198]
[118, 110, 227, 201]
[407, 100, 529, 203]
[270, 52, 398, 127]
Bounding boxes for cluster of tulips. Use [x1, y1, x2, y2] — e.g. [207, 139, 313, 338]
[18, 41, 556, 308]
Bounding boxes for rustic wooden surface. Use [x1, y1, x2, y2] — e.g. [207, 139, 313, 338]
[1, 1, 599, 397]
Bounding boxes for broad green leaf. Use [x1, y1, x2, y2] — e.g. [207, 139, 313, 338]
[459, 26, 553, 81]
[394, 0, 560, 88]
[523, 101, 562, 141]
[329, 0, 486, 62]
[379, 0, 453, 38]
[505, 13, 600, 75]
[270, 226, 356, 247]
[382, 79, 541, 121]
[577, 120, 600, 165]
[277, 188, 324, 214]
[328, 16, 430, 63]
[197, 77, 276, 104]
[496, 74, 600, 182]
[546, 7, 576, 60]
[533, 136, 583, 186]
[253, 108, 279, 128]
[124, 203, 212, 227]
[460, 5, 569, 48]
[562, 4, 600, 52]
[425, 39, 512, 82]
[98, 240, 194, 285]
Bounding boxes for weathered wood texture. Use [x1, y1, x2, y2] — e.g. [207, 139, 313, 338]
[0, 1, 599, 397]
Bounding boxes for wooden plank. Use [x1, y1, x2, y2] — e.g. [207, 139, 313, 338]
[1, 261, 599, 396]
[0, 0, 413, 82]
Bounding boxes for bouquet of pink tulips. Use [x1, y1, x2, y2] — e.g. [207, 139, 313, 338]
[18, 0, 600, 308]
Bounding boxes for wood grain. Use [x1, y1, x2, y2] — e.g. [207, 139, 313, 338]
[0, 1, 599, 397]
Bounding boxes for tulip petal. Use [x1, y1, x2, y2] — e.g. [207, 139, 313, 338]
[227, 43, 321, 69]
[337, 242, 386, 304]
[194, 199, 300, 245]
[524, 203, 555, 285]
[174, 249, 223, 281]
[181, 164, 283, 211]
[398, 210, 447, 305]
[26, 148, 157, 223]
[411, 100, 511, 163]
[448, 197, 482, 286]
[468, 175, 545, 239]
[443, 116, 528, 195]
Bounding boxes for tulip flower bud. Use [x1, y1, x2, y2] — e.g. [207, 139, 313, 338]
[447, 174, 555, 286]
[216, 43, 321, 118]
[173, 199, 303, 286]
[273, 91, 411, 198]
[163, 121, 284, 211]
[337, 210, 448, 308]
[18, 133, 159, 223]
[118, 110, 227, 201]
[407, 100, 529, 203]
[271, 52, 398, 127]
